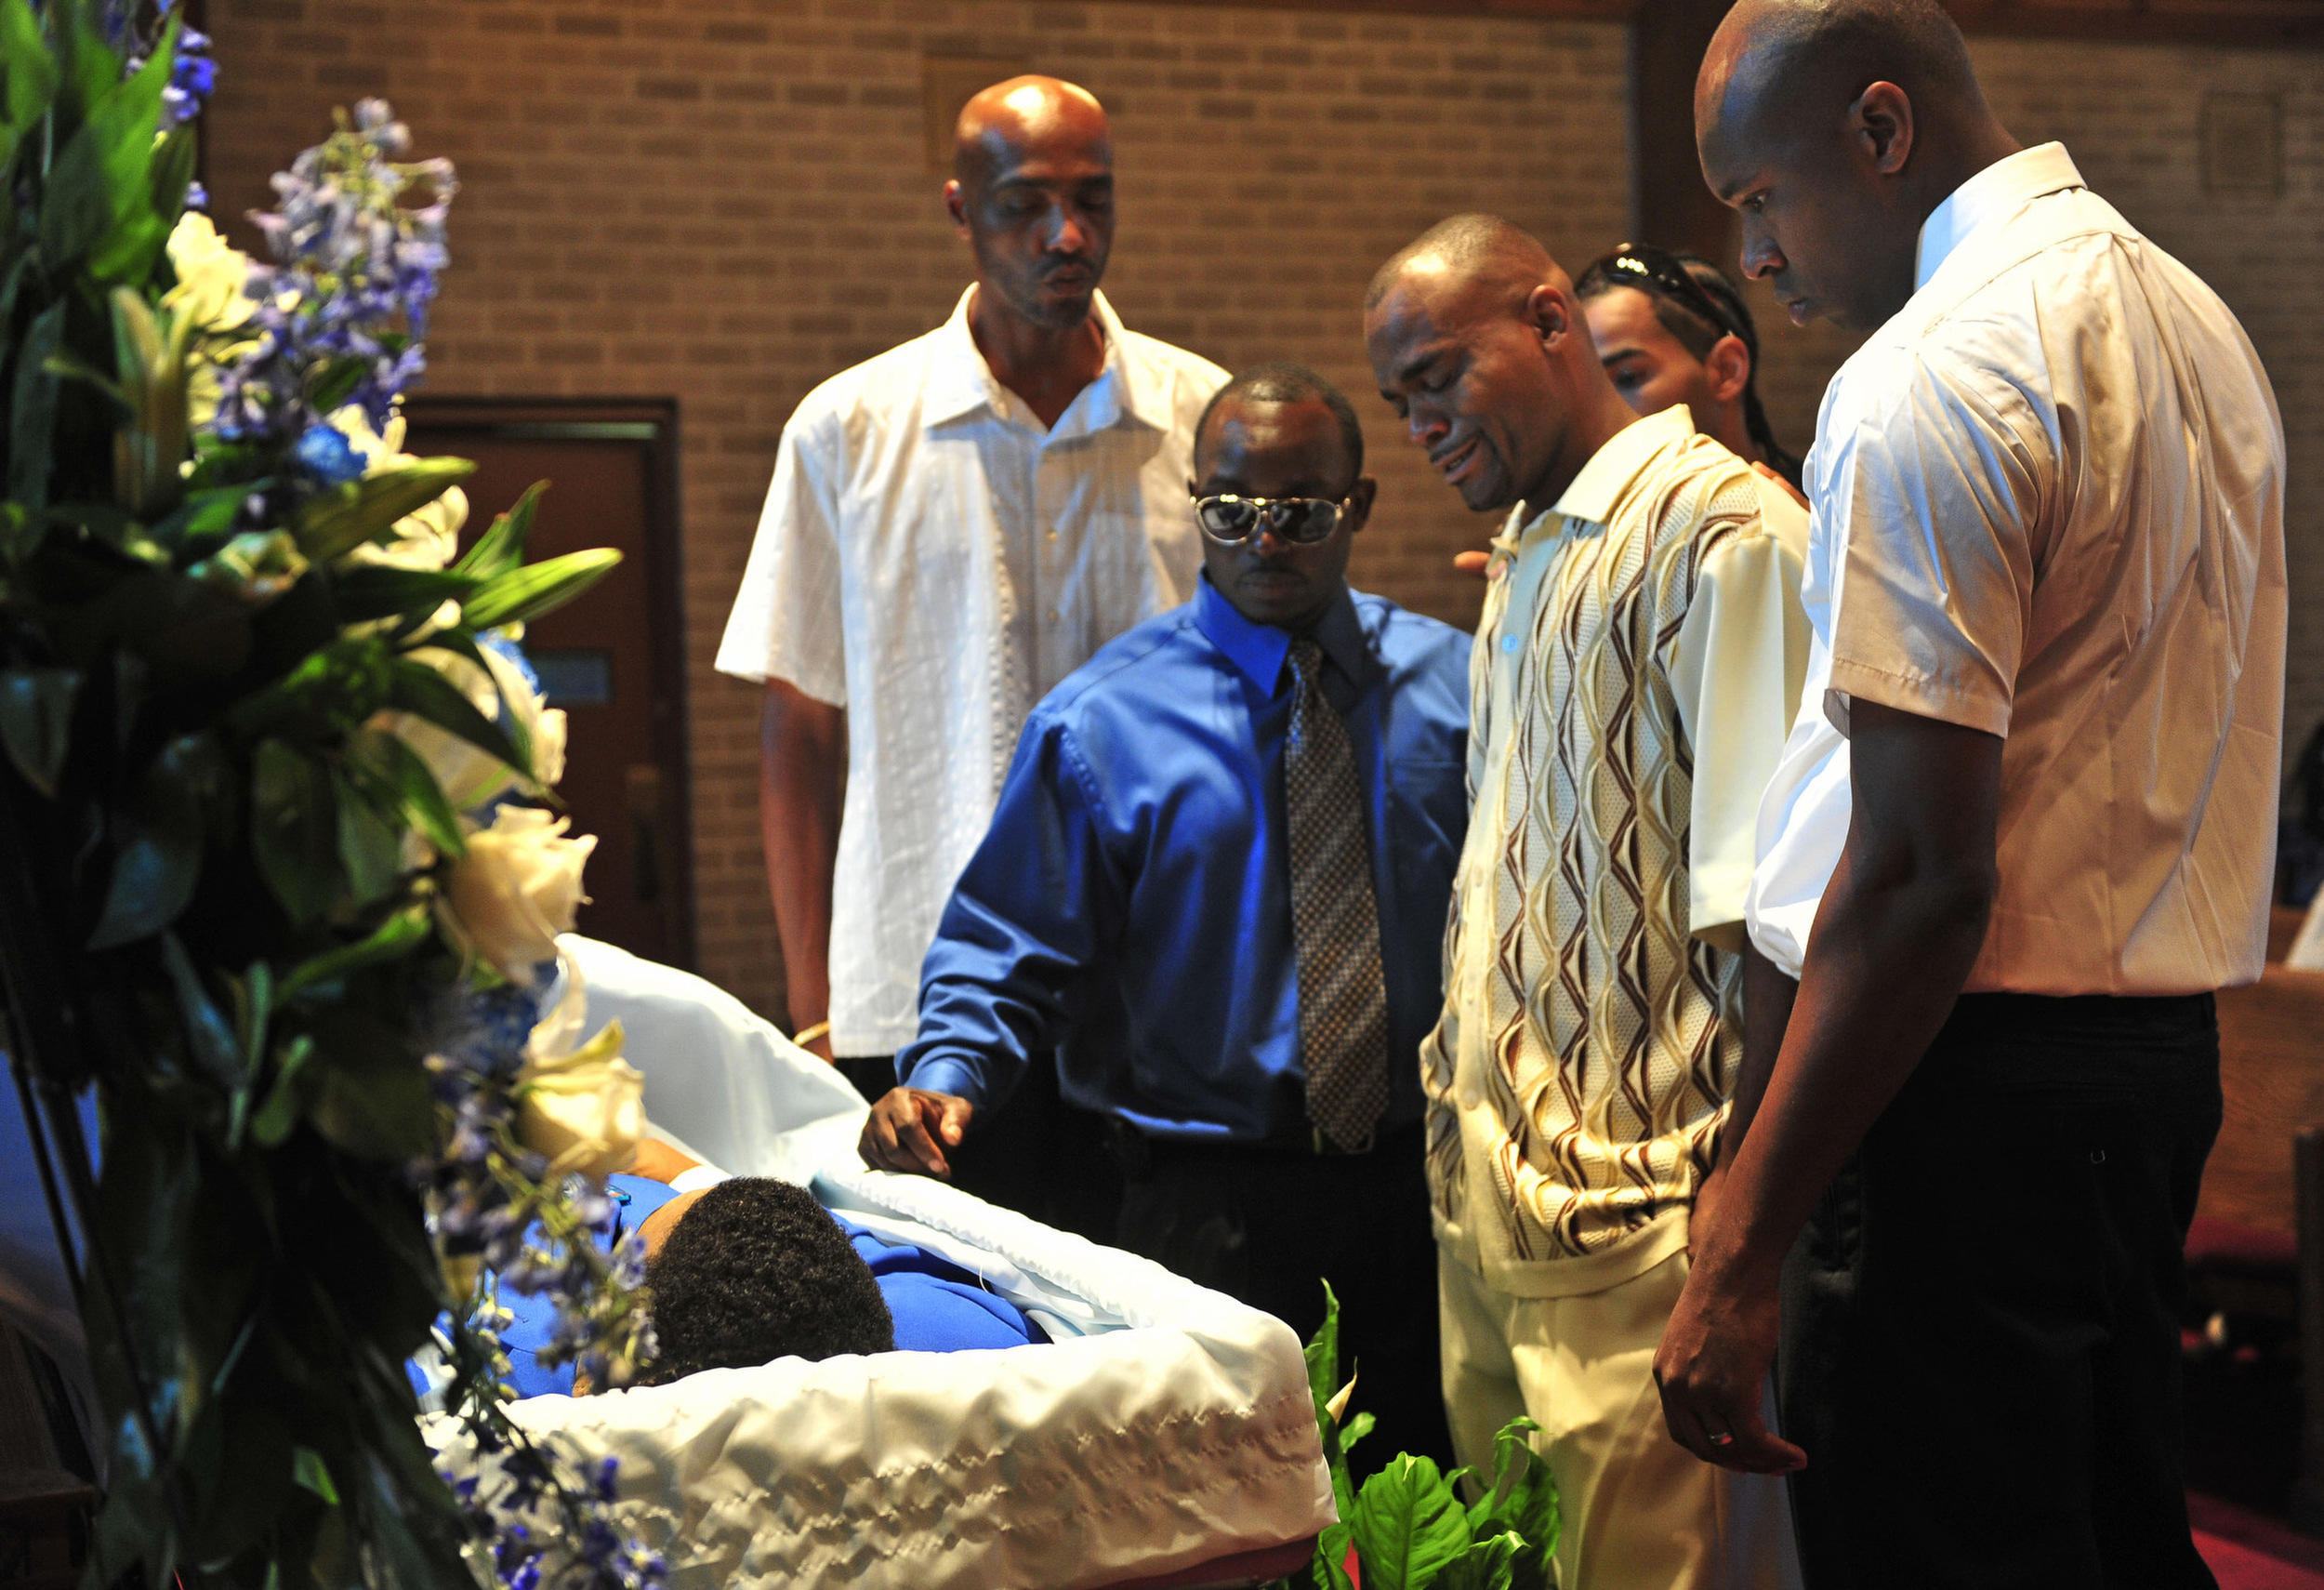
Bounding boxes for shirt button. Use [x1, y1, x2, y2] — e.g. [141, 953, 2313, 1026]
[1049, 608, 1060, 622]
[1500, 634, 1518, 654]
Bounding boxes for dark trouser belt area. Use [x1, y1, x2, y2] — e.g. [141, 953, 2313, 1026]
[1106, 1118, 1420, 1178]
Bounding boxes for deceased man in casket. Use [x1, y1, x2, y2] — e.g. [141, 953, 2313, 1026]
[424, 1136, 1046, 1404]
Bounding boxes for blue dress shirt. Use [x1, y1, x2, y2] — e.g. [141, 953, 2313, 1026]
[898, 576, 1472, 1145]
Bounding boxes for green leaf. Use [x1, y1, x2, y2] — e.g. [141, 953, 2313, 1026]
[1348, 1454, 1472, 1590]
[291, 1446, 340, 1506]
[44, 342, 127, 406]
[0, 0, 59, 137]
[53, 1, 117, 121]
[1340, 1411, 1376, 1455]
[300, 1005, 437, 1160]
[1306, 1278, 1341, 1410]
[384, 655, 527, 778]
[88, 733, 225, 949]
[0, 666, 81, 797]
[248, 1034, 312, 1147]
[153, 932, 240, 1091]
[8, 298, 64, 508]
[334, 769, 403, 908]
[459, 546, 622, 631]
[40, 13, 172, 278]
[85, 16, 176, 285]
[146, 122, 195, 222]
[331, 564, 478, 624]
[250, 738, 339, 926]
[273, 906, 432, 1007]
[292, 458, 476, 564]
[1312, 1523, 1356, 1590]
[1464, 1416, 1558, 1589]
[1433, 1531, 1524, 1590]
[450, 480, 542, 580]
[340, 725, 464, 859]
[1302, 1279, 1359, 1524]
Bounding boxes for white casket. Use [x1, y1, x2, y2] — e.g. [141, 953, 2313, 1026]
[440, 937, 1334, 1590]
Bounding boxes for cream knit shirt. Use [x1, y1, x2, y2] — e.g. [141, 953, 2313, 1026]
[1427, 406, 1809, 1297]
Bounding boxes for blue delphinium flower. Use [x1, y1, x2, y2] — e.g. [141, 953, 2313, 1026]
[293, 422, 366, 486]
[210, 98, 457, 447]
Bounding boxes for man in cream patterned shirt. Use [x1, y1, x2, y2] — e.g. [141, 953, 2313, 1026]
[1367, 215, 1808, 1590]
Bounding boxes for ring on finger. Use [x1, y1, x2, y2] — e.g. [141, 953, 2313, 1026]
[1707, 1431, 1736, 1449]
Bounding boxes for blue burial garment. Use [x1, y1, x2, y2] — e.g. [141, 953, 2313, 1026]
[441, 1173, 1046, 1401]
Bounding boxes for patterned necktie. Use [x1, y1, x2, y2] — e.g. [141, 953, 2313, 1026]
[1284, 637, 1389, 1152]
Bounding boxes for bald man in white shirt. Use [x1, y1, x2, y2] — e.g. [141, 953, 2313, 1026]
[716, 79, 1224, 1214]
[1657, 1, 2286, 1585]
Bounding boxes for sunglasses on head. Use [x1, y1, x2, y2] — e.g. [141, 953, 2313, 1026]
[1189, 492, 1349, 547]
[1600, 244, 1743, 346]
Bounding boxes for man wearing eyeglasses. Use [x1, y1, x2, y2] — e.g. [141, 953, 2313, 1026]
[1367, 215, 1808, 1589]
[860, 364, 1472, 1468]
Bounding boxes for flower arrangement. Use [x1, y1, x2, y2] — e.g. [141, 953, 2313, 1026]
[0, 5, 663, 1586]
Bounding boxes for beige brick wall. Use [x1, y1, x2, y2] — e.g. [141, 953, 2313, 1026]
[206, 5, 2323, 1018]
[1743, 38, 2324, 803]
[205, 0, 1631, 1020]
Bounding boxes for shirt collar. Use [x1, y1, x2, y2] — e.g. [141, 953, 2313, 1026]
[1914, 142, 2084, 291]
[1511, 403, 1694, 537]
[921, 285, 1151, 435]
[1193, 574, 1367, 695]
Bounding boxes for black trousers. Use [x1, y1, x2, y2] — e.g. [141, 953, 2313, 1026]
[1114, 1121, 1452, 1476]
[1779, 991, 2223, 1590]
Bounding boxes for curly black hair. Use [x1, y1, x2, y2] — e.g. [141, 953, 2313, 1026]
[640, 1178, 894, 1385]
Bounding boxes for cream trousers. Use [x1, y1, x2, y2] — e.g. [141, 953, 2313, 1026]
[1438, 1244, 1802, 1590]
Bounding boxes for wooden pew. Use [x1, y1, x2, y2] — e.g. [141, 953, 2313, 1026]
[2196, 906, 2324, 1240]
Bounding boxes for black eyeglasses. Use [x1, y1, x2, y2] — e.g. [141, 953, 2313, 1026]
[1598, 244, 1743, 346]
[1190, 493, 1348, 546]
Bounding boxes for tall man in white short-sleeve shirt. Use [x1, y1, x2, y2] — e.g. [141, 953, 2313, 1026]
[1657, 2, 2288, 1585]
[715, 77, 1226, 1136]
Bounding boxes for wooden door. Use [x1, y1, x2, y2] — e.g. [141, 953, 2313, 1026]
[400, 398, 694, 970]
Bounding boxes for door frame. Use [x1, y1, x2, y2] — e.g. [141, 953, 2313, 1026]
[400, 395, 695, 969]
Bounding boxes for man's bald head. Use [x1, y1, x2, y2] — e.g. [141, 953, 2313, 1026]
[954, 75, 1111, 192]
[944, 75, 1117, 333]
[1698, 0, 1985, 157]
[1694, 0, 2018, 330]
[1365, 213, 1557, 316]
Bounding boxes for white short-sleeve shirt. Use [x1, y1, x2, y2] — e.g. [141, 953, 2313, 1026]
[1745, 144, 2288, 994]
[716, 287, 1227, 1053]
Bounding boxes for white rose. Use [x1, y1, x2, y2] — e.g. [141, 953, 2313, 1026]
[331, 404, 469, 575]
[167, 213, 262, 435]
[371, 643, 553, 812]
[163, 213, 256, 334]
[511, 952, 642, 1178]
[435, 805, 595, 986]
[533, 707, 567, 789]
[514, 1018, 642, 1180]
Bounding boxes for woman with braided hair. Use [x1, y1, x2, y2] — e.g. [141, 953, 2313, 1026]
[1577, 242, 1803, 491]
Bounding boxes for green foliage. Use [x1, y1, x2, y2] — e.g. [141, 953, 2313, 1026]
[0, 17, 637, 1589]
[460, 547, 621, 631]
[1275, 1288, 1563, 1590]
[1350, 1457, 1476, 1590]
[293, 457, 476, 563]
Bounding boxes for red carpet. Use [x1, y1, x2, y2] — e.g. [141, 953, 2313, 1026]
[2192, 1493, 2324, 1590]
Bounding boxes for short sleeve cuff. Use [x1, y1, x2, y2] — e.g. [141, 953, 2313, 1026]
[1826, 656, 2011, 739]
